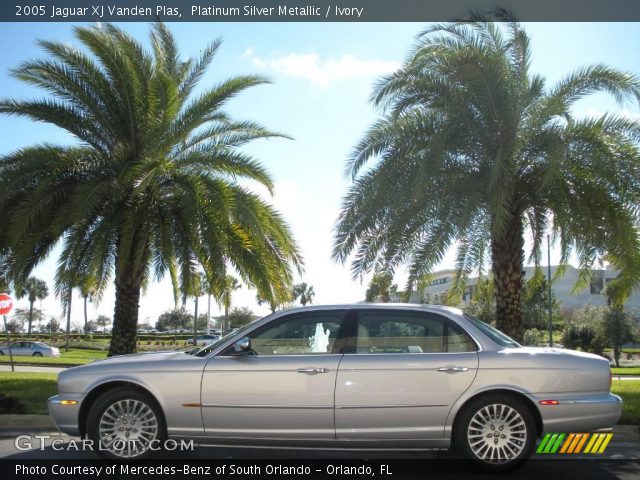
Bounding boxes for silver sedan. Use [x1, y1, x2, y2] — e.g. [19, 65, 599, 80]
[48, 304, 621, 470]
[0, 341, 60, 357]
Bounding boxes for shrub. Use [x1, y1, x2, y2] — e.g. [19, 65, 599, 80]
[523, 328, 544, 346]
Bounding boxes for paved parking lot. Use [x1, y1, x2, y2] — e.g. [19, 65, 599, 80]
[0, 432, 638, 479]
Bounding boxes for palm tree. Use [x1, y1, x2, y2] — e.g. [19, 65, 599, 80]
[292, 282, 315, 306]
[333, 13, 640, 340]
[256, 292, 285, 314]
[217, 275, 240, 331]
[0, 23, 302, 355]
[184, 272, 207, 345]
[15, 277, 49, 337]
[59, 270, 105, 332]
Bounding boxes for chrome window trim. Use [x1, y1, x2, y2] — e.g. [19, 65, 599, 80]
[205, 304, 490, 359]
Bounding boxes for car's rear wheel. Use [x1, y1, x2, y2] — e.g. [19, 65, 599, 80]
[32, 352, 42, 357]
[87, 387, 166, 459]
[454, 394, 537, 471]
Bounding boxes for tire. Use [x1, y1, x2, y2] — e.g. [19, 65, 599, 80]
[0, 351, 4, 356]
[32, 352, 43, 357]
[86, 386, 166, 460]
[454, 394, 537, 472]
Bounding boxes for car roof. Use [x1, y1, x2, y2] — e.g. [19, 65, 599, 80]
[240, 303, 466, 335]
[266, 303, 464, 316]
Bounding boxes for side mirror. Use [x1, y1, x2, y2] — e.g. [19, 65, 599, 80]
[233, 336, 251, 354]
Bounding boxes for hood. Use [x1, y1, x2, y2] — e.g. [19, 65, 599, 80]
[67, 350, 192, 371]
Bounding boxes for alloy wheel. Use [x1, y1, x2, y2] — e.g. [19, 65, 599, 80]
[467, 403, 527, 463]
[97, 399, 159, 458]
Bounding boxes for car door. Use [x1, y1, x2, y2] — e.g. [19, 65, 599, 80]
[25, 342, 36, 355]
[11, 342, 27, 356]
[335, 309, 478, 440]
[201, 310, 348, 440]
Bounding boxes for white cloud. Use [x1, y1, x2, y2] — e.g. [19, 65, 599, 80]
[578, 107, 640, 121]
[243, 48, 401, 88]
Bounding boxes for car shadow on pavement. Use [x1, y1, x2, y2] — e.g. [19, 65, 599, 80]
[1, 444, 639, 480]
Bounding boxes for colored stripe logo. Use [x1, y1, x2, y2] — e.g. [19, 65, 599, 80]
[536, 433, 613, 454]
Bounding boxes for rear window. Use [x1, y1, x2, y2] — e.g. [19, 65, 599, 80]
[464, 314, 520, 348]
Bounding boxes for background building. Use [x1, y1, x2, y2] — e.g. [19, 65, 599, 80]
[412, 265, 640, 309]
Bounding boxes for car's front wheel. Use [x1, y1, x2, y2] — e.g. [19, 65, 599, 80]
[86, 387, 166, 459]
[32, 352, 42, 357]
[454, 394, 537, 471]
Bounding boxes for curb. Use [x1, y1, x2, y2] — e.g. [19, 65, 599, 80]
[0, 415, 55, 432]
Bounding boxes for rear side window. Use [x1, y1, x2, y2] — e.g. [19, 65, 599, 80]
[356, 312, 477, 354]
[464, 314, 520, 348]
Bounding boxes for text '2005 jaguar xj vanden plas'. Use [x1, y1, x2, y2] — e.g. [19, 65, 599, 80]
[49, 304, 621, 470]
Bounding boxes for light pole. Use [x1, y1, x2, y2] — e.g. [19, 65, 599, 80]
[207, 294, 211, 333]
[547, 234, 553, 347]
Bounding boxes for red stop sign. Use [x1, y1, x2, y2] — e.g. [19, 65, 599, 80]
[0, 293, 13, 315]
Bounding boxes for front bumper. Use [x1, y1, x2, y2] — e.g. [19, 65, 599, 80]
[535, 392, 622, 433]
[48, 394, 84, 436]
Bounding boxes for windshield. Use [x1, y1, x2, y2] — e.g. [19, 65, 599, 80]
[191, 337, 225, 356]
[464, 314, 521, 348]
[191, 321, 259, 357]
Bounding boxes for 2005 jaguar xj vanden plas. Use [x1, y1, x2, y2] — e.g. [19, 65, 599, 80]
[49, 304, 621, 469]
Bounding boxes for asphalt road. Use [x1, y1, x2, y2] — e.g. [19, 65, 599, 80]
[0, 433, 638, 479]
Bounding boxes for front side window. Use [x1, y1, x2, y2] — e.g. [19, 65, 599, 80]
[242, 313, 345, 356]
[356, 312, 477, 354]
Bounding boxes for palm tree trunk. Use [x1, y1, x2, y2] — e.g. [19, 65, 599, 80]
[193, 297, 199, 346]
[224, 306, 229, 332]
[65, 293, 72, 352]
[108, 276, 142, 356]
[83, 295, 88, 331]
[28, 301, 34, 337]
[492, 213, 525, 341]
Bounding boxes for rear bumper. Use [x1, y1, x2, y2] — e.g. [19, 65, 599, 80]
[48, 394, 83, 436]
[535, 392, 622, 433]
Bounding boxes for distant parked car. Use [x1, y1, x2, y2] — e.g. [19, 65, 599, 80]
[186, 334, 220, 346]
[0, 341, 61, 357]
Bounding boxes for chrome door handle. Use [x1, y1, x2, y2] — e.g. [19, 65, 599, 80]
[296, 368, 330, 374]
[437, 366, 469, 373]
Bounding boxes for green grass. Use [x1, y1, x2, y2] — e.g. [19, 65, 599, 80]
[612, 367, 640, 375]
[0, 348, 107, 365]
[612, 380, 640, 425]
[0, 372, 58, 414]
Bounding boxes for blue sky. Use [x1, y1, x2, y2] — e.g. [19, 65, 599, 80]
[1, 22, 639, 328]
